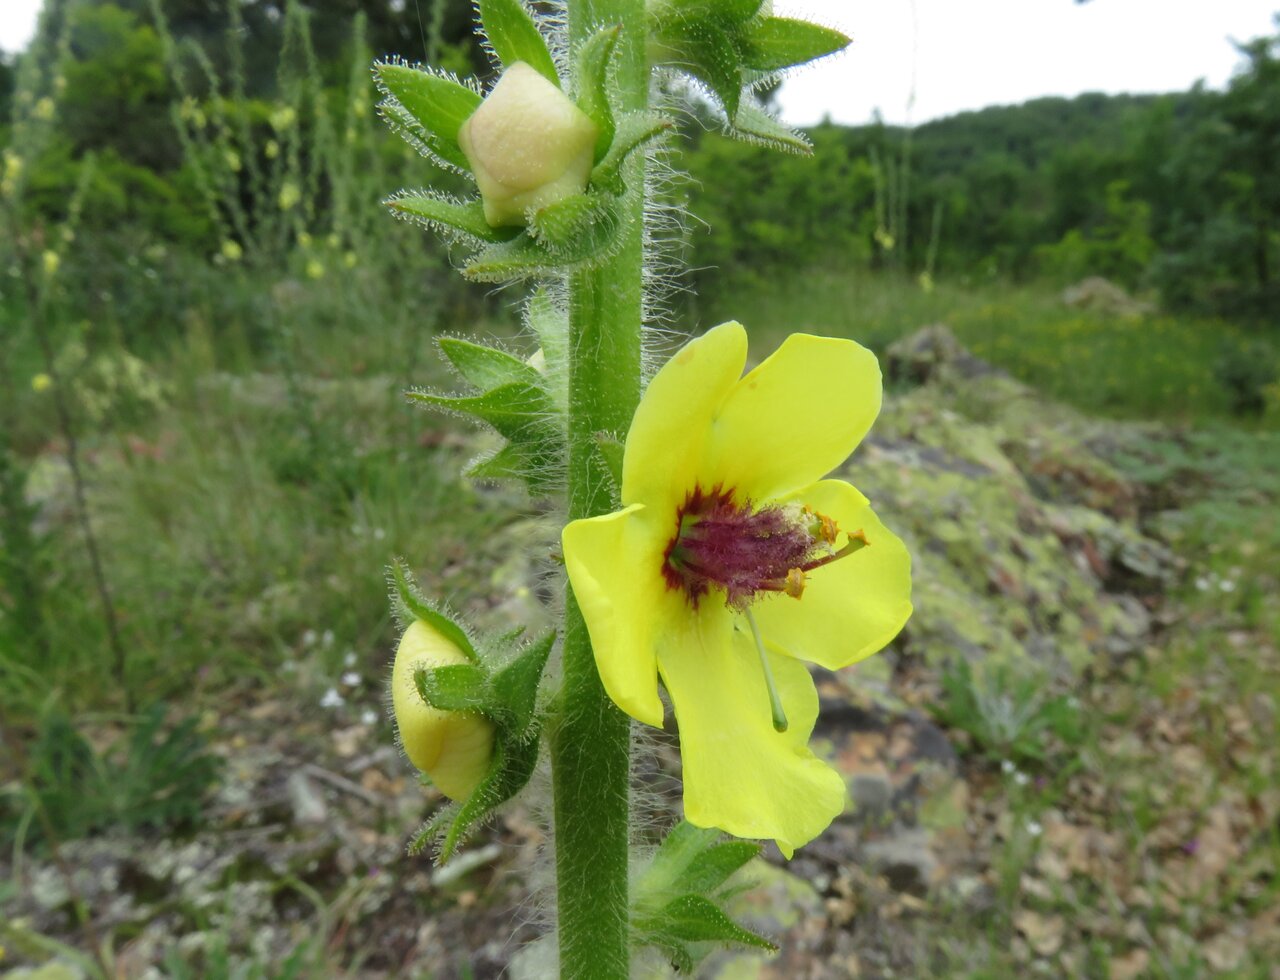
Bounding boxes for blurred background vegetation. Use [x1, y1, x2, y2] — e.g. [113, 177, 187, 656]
[1, 1, 1278, 976]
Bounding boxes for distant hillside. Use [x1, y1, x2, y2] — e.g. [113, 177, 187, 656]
[684, 71, 1277, 319]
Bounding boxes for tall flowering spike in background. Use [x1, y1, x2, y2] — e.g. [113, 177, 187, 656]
[562, 322, 913, 856]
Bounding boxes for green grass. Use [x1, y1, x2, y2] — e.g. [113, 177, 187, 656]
[697, 268, 1280, 423]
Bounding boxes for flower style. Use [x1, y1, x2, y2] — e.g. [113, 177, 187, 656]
[562, 322, 912, 856]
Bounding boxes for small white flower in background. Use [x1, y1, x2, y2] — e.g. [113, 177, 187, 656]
[341, 671, 361, 687]
[302, 629, 318, 647]
[1001, 759, 1016, 775]
[1219, 579, 1236, 593]
[343, 650, 358, 667]
[320, 687, 345, 709]
[373, 527, 386, 541]
[1014, 770, 1030, 787]
[360, 708, 379, 726]
[1195, 575, 1212, 592]
[1026, 820, 1043, 837]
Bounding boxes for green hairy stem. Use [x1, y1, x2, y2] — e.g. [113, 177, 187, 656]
[551, 0, 647, 976]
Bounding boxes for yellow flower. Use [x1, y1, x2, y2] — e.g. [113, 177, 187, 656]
[458, 62, 598, 228]
[220, 239, 243, 262]
[278, 181, 301, 211]
[392, 620, 495, 801]
[562, 322, 912, 856]
[31, 373, 53, 393]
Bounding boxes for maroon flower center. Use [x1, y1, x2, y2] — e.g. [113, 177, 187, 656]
[662, 485, 866, 610]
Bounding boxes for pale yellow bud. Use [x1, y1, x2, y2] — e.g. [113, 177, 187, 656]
[220, 239, 243, 262]
[305, 258, 324, 280]
[278, 182, 301, 211]
[458, 62, 598, 228]
[392, 620, 495, 801]
[265, 139, 280, 160]
[42, 250, 60, 278]
[31, 373, 53, 393]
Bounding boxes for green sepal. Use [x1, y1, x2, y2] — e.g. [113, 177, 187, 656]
[593, 432, 624, 500]
[636, 821, 761, 905]
[375, 62, 481, 171]
[490, 632, 555, 737]
[638, 895, 778, 952]
[729, 100, 812, 155]
[386, 192, 517, 244]
[409, 380, 556, 445]
[575, 25, 621, 159]
[438, 336, 542, 390]
[657, 19, 744, 120]
[466, 442, 553, 494]
[414, 662, 490, 713]
[464, 220, 619, 281]
[742, 17, 850, 72]
[478, 0, 559, 85]
[590, 112, 673, 192]
[390, 558, 480, 663]
[527, 192, 622, 260]
[437, 728, 541, 862]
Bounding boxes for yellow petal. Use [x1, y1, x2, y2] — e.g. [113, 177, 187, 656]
[562, 504, 677, 728]
[657, 612, 847, 858]
[704, 334, 882, 502]
[754, 480, 913, 670]
[621, 322, 748, 515]
[392, 620, 495, 801]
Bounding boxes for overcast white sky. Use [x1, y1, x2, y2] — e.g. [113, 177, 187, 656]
[3, 0, 1278, 124]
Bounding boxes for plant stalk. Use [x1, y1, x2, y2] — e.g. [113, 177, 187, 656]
[551, 1, 647, 976]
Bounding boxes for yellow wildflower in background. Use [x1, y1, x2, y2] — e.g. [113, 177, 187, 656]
[220, 239, 243, 262]
[42, 250, 60, 278]
[31, 373, 53, 393]
[563, 322, 912, 856]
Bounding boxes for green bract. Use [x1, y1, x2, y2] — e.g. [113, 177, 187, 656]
[646, 0, 850, 153]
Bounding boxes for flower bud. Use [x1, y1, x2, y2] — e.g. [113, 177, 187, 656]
[458, 62, 599, 228]
[392, 620, 495, 801]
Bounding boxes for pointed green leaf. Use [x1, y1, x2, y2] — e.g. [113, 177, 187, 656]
[668, 25, 744, 120]
[730, 100, 812, 155]
[438, 337, 543, 390]
[682, 841, 761, 895]
[466, 442, 525, 484]
[590, 112, 672, 190]
[376, 63, 481, 169]
[491, 632, 554, 736]
[643, 895, 778, 951]
[408, 806, 455, 855]
[387, 193, 514, 243]
[409, 381, 556, 443]
[478, 0, 559, 85]
[390, 559, 480, 662]
[742, 17, 850, 72]
[575, 25, 621, 159]
[414, 663, 490, 714]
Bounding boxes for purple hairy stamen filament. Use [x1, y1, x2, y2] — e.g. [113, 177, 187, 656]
[663, 485, 867, 610]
